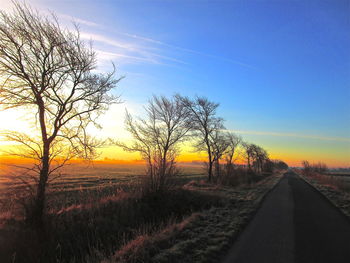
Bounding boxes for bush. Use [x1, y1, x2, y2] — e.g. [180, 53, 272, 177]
[217, 167, 268, 187]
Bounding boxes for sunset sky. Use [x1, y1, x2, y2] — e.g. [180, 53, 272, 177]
[0, 0, 349, 167]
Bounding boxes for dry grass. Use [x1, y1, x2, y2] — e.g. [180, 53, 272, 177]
[0, 186, 223, 263]
[298, 170, 350, 218]
[105, 172, 283, 263]
[111, 213, 201, 263]
[0, 163, 282, 263]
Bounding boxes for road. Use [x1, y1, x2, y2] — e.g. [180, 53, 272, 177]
[222, 171, 350, 263]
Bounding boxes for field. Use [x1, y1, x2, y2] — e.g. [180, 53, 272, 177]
[0, 162, 207, 215]
[0, 162, 206, 187]
[0, 160, 281, 263]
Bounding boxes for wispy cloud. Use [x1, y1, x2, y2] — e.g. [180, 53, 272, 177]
[81, 32, 188, 66]
[230, 130, 350, 142]
[95, 50, 159, 64]
[81, 32, 139, 51]
[3, 2, 255, 68]
[120, 31, 256, 69]
[57, 13, 101, 28]
[59, 13, 254, 69]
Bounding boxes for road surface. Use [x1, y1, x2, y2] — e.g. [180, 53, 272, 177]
[222, 171, 350, 263]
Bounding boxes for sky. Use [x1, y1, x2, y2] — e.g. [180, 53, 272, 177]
[0, 0, 349, 167]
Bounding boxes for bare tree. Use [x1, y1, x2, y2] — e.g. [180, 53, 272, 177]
[242, 142, 253, 170]
[223, 132, 241, 175]
[0, 3, 121, 225]
[177, 95, 224, 182]
[251, 144, 269, 174]
[242, 142, 269, 174]
[211, 130, 230, 178]
[117, 95, 190, 193]
[301, 160, 328, 175]
[302, 160, 311, 175]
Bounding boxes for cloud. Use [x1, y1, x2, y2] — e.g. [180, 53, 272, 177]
[56, 13, 101, 28]
[81, 32, 139, 51]
[95, 50, 159, 64]
[57, 13, 254, 69]
[118, 31, 256, 69]
[82, 32, 188, 66]
[1, 3, 254, 69]
[229, 130, 350, 142]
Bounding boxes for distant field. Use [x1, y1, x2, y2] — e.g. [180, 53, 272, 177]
[328, 172, 350, 177]
[0, 162, 207, 202]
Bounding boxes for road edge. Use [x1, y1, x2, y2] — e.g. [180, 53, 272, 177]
[219, 171, 286, 262]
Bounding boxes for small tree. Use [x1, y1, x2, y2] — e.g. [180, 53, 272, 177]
[252, 145, 269, 174]
[242, 142, 254, 170]
[272, 160, 288, 170]
[223, 132, 241, 175]
[242, 142, 269, 174]
[0, 3, 120, 225]
[177, 95, 224, 182]
[313, 162, 328, 174]
[211, 130, 230, 178]
[302, 160, 311, 175]
[117, 95, 190, 193]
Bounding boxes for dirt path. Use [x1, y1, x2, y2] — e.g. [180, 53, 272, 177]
[222, 171, 350, 263]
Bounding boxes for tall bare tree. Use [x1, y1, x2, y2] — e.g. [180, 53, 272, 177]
[177, 95, 224, 182]
[0, 3, 120, 225]
[117, 95, 190, 192]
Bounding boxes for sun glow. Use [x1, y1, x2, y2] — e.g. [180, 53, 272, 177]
[0, 106, 349, 168]
[0, 108, 37, 143]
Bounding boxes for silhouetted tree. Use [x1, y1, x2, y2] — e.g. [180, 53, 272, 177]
[223, 132, 241, 175]
[252, 145, 269, 174]
[242, 142, 269, 174]
[313, 162, 328, 174]
[302, 160, 328, 175]
[0, 3, 120, 226]
[117, 95, 190, 193]
[177, 95, 224, 182]
[273, 160, 288, 170]
[242, 142, 254, 170]
[302, 160, 311, 175]
[211, 130, 230, 178]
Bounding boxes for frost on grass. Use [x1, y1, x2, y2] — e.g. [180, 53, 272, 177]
[110, 173, 282, 263]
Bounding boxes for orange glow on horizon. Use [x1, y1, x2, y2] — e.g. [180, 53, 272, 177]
[1, 152, 348, 169]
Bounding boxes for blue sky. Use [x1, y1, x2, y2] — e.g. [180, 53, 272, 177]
[1, 0, 349, 166]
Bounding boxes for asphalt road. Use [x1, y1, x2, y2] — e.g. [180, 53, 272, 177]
[222, 171, 350, 263]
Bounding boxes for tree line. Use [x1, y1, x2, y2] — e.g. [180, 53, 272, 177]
[301, 160, 328, 175]
[116, 95, 287, 193]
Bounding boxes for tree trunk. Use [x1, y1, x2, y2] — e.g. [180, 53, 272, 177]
[208, 160, 213, 182]
[34, 97, 50, 227]
[34, 146, 49, 227]
[216, 158, 220, 178]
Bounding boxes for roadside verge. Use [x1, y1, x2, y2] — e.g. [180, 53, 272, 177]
[105, 171, 284, 263]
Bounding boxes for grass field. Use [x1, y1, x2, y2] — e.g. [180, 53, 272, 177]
[0, 162, 209, 220]
[0, 160, 280, 263]
[0, 162, 206, 196]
